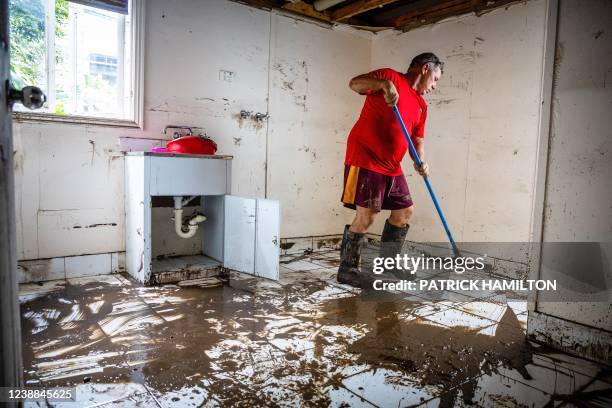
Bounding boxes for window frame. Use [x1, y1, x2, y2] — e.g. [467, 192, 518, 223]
[11, 0, 145, 128]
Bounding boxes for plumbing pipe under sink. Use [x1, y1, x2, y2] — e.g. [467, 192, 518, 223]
[173, 196, 206, 239]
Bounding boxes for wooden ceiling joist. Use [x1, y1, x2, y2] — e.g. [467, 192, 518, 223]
[386, 0, 481, 28]
[234, 0, 525, 32]
[331, 0, 401, 21]
[282, 0, 332, 21]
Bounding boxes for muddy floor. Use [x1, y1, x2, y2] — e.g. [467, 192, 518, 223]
[19, 250, 612, 407]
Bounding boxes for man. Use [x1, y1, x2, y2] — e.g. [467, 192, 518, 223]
[337, 52, 443, 288]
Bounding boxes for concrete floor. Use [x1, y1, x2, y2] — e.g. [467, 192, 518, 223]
[19, 250, 612, 407]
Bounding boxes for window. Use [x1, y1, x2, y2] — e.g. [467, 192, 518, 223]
[9, 0, 144, 126]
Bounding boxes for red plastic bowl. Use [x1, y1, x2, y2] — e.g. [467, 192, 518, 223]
[166, 136, 218, 155]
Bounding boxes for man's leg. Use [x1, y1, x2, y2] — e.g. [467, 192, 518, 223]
[337, 206, 379, 287]
[388, 205, 413, 228]
[338, 164, 389, 287]
[381, 205, 414, 279]
[351, 205, 379, 233]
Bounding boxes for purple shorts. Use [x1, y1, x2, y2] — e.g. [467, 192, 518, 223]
[341, 165, 413, 211]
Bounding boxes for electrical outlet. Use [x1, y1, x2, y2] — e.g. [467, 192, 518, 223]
[219, 70, 236, 82]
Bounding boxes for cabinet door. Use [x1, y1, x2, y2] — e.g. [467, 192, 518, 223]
[255, 199, 280, 280]
[223, 195, 280, 280]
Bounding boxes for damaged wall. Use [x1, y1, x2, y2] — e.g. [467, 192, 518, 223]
[370, 0, 547, 251]
[267, 18, 370, 238]
[15, 0, 597, 285]
[535, 0, 612, 334]
[12, 0, 368, 267]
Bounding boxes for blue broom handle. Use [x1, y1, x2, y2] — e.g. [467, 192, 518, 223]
[392, 105, 460, 256]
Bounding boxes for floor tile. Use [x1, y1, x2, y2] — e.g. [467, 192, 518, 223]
[18, 261, 610, 408]
[328, 280, 362, 293]
[51, 383, 149, 408]
[497, 354, 606, 396]
[283, 260, 323, 272]
[19, 280, 67, 303]
[97, 391, 160, 408]
[310, 257, 342, 269]
[148, 383, 211, 407]
[528, 350, 607, 383]
[67, 275, 123, 287]
[322, 385, 378, 407]
[400, 301, 456, 320]
[421, 307, 497, 332]
[453, 301, 509, 324]
[412, 288, 474, 304]
[341, 367, 440, 407]
[468, 372, 552, 407]
[305, 268, 338, 281]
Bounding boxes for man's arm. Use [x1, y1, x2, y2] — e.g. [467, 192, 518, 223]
[349, 74, 398, 107]
[413, 137, 430, 177]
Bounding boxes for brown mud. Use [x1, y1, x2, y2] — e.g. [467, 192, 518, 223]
[22, 275, 345, 405]
[20, 271, 603, 407]
[314, 291, 532, 406]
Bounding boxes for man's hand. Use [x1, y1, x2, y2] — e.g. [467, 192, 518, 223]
[414, 161, 430, 177]
[382, 80, 399, 107]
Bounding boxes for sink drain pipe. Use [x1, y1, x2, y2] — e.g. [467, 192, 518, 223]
[173, 196, 207, 239]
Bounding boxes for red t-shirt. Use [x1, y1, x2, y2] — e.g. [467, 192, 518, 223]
[345, 68, 427, 176]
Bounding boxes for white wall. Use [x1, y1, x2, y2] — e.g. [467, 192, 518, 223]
[535, 0, 612, 332]
[370, 0, 547, 246]
[13, 0, 572, 272]
[267, 18, 370, 237]
[13, 0, 368, 262]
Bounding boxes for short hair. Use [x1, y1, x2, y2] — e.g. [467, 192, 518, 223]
[409, 52, 444, 73]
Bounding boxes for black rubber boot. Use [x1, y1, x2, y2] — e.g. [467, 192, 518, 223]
[337, 225, 364, 288]
[380, 220, 414, 280]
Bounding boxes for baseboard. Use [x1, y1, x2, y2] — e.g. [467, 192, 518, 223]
[18, 237, 530, 283]
[17, 252, 126, 283]
[280, 234, 344, 255]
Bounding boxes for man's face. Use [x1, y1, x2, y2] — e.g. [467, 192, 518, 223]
[418, 64, 442, 95]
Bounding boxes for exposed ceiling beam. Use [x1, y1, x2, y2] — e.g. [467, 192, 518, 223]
[385, 0, 477, 27]
[331, 0, 401, 21]
[282, 0, 332, 21]
[371, 0, 448, 24]
[233, 0, 522, 33]
[313, 0, 346, 12]
[234, 0, 282, 10]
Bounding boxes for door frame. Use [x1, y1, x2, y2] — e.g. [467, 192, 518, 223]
[0, 0, 24, 395]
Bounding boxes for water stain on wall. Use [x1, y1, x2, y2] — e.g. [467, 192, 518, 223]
[273, 59, 309, 112]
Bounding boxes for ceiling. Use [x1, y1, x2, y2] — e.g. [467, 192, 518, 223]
[229, 0, 522, 32]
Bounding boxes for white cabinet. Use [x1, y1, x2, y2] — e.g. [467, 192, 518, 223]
[149, 156, 230, 196]
[224, 196, 280, 280]
[254, 199, 281, 280]
[125, 152, 280, 284]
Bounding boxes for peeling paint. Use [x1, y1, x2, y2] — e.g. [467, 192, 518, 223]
[236, 115, 265, 131]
